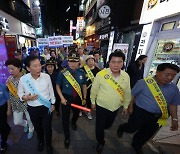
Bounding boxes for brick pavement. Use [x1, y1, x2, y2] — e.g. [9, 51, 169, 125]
[1, 108, 180, 154]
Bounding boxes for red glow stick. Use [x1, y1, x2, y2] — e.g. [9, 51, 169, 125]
[71, 103, 91, 112]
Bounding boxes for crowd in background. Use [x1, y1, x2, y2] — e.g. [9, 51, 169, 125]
[0, 45, 179, 154]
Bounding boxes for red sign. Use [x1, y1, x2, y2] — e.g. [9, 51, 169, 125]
[5, 36, 17, 58]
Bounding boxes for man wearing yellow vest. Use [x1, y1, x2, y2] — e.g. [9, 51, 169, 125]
[56, 51, 87, 148]
[117, 63, 180, 154]
[91, 51, 131, 153]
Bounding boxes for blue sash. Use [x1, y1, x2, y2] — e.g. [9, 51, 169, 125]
[22, 74, 51, 110]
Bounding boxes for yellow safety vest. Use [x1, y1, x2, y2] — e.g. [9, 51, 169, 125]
[62, 69, 83, 103]
[99, 70, 124, 101]
[84, 65, 95, 82]
[6, 79, 19, 98]
[144, 77, 169, 126]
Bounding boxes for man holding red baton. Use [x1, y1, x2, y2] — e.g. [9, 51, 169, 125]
[56, 51, 87, 148]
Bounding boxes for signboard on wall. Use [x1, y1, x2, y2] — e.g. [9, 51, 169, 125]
[76, 17, 84, 39]
[21, 22, 36, 38]
[140, 0, 180, 24]
[136, 23, 153, 59]
[0, 35, 9, 84]
[5, 36, 17, 58]
[98, 5, 111, 19]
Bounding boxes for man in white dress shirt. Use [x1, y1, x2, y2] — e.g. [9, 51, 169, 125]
[18, 56, 55, 154]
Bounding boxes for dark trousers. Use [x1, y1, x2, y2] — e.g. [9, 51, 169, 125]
[96, 105, 118, 144]
[61, 103, 80, 139]
[86, 90, 91, 109]
[27, 105, 52, 145]
[55, 93, 60, 113]
[0, 103, 11, 147]
[120, 104, 160, 150]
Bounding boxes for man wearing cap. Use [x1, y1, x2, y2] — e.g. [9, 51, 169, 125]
[81, 55, 100, 119]
[56, 51, 87, 148]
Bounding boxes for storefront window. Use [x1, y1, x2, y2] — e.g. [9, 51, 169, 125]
[148, 38, 180, 76]
[161, 21, 176, 31]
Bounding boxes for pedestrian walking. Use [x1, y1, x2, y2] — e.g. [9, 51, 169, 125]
[117, 63, 180, 154]
[80, 55, 100, 119]
[18, 56, 55, 154]
[91, 50, 131, 153]
[5, 58, 34, 140]
[56, 51, 87, 148]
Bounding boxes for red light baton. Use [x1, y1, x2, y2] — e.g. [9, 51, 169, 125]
[71, 103, 91, 112]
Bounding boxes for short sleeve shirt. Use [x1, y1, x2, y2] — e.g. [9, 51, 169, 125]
[132, 78, 180, 114]
[56, 67, 87, 97]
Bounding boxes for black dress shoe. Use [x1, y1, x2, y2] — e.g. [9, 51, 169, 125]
[37, 142, 44, 152]
[46, 145, 53, 154]
[72, 123, 77, 130]
[64, 139, 70, 148]
[96, 142, 105, 154]
[117, 125, 124, 138]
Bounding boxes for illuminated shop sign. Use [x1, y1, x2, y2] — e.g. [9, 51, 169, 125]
[21, 22, 36, 38]
[98, 5, 111, 19]
[99, 33, 109, 40]
[0, 16, 9, 31]
[140, 0, 180, 24]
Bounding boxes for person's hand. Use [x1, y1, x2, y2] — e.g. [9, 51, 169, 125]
[128, 105, 133, 114]
[82, 99, 86, 105]
[61, 97, 67, 105]
[51, 105, 55, 112]
[24, 93, 38, 101]
[170, 120, 179, 131]
[91, 104, 96, 111]
[122, 108, 128, 116]
[7, 108, 12, 117]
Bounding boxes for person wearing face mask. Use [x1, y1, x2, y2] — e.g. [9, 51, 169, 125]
[5, 58, 34, 140]
[127, 55, 148, 88]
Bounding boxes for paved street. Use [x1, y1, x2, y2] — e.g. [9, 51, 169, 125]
[2, 107, 180, 154]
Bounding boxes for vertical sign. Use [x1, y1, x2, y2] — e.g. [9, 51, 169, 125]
[70, 20, 73, 36]
[76, 17, 84, 39]
[136, 23, 153, 59]
[0, 35, 9, 83]
[106, 31, 115, 62]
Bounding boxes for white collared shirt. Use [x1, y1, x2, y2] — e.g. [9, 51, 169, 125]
[18, 73, 56, 107]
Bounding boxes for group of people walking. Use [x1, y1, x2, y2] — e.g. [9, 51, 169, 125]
[0, 47, 179, 154]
